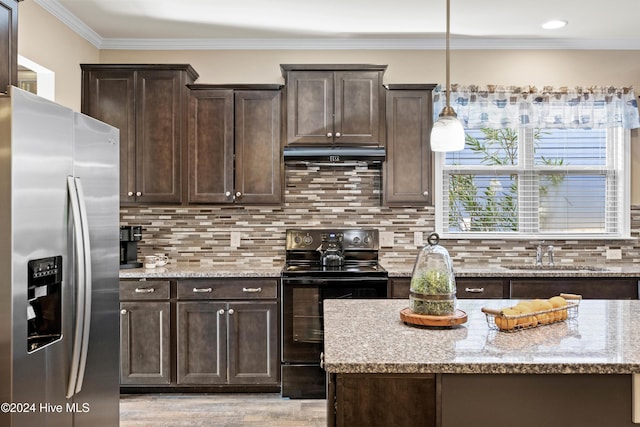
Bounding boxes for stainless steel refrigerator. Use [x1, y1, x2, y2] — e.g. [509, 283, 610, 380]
[0, 86, 120, 426]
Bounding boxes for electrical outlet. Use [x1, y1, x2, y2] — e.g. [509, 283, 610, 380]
[379, 231, 394, 248]
[230, 231, 241, 248]
[414, 231, 424, 247]
[606, 248, 622, 260]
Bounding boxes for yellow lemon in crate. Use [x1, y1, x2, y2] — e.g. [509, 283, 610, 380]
[512, 303, 537, 328]
[549, 296, 568, 321]
[531, 299, 554, 324]
[495, 308, 518, 331]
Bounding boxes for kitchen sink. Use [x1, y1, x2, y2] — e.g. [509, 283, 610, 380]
[504, 264, 609, 272]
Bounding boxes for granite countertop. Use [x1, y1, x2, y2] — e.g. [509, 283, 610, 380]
[119, 262, 640, 279]
[323, 298, 640, 375]
[383, 263, 640, 278]
[119, 264, 283, 279]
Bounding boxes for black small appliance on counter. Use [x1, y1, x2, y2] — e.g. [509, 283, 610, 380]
[120, 225, 142, 269]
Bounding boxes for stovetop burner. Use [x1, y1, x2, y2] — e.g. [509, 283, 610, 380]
[283, 228, 386, 278]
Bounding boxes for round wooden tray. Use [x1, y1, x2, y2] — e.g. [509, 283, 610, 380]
[400, 307, 468, 328]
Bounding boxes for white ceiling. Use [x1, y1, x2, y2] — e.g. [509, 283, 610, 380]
[38, 0, 640, 50]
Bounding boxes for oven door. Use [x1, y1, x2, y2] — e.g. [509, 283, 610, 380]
[281, 275, 388, 363]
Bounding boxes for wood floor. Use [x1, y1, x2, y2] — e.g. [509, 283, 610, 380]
[120, 393, 327, 427]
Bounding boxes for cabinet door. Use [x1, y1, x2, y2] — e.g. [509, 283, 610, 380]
[176, 301, 227, 384]
[120, 301, 171, 385]
[384, 90, 433, 206]
[0, 0, 17, 91]
[286, 71, 334, 144]
[81, 69, 136, 203]
[334, 71, 382, 146]
[227, 301, 279, 385]
[135, 69, 184, 204]
[187, 89, 234, 203]
[334, 374, 437, 427]
[510, 278, 639, 299]
[234, 90, 282, 204]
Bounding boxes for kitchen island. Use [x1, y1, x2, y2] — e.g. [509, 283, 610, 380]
[323, 298, 640, 427]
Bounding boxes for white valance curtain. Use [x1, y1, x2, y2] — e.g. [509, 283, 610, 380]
[433, 85, 640, 130]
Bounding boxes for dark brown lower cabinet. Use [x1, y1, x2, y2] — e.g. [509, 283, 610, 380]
[510, 277, 639, 299]
[391, 276, 639, 300]
[176, 300, 279, 385]
[390, 277, 507, 299]
[330, 373, 438, 427]
[120, 278, 279, 389]
[120, 301, 171, 385]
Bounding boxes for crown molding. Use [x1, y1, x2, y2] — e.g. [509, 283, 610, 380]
[35, 0, 640, 51]
[99, 37, 640, 51]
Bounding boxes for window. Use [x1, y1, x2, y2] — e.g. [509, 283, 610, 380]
[436, 126, 630, 239]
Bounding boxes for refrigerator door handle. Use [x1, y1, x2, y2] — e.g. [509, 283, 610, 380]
[74, 176, 92, 394]
[66, 176, 93, 397]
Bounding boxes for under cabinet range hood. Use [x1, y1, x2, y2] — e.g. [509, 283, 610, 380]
[283, 146, 386, 166]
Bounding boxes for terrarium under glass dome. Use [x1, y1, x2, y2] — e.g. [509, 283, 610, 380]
[409, 232, 457, 316]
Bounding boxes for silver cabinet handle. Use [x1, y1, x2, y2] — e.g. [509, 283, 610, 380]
[423, 191, 429, 197]
[235, 191, 242, 198]
[225, 191, 231, 197]
[242, 287, 262, 293]
[136, 191, 142, 196]
[120, 309, 127, 315]
[327, 132, 332, 138]
[193, 287, 213, 293]
[127, 191, 134, 196]
[228, 308, 235, 315]
[218, 309, 225, 315]
[335, 132, 341, 138]
[464, 287, 485, 293]
[135, 287, 155, 293]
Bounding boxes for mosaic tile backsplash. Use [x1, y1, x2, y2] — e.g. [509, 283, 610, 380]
[120, 164, 640, 269]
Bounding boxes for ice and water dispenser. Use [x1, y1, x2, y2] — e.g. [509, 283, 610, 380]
[27, 255, 63, 353]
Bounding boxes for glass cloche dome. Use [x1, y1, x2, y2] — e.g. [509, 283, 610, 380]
[409, 232, 457, 316]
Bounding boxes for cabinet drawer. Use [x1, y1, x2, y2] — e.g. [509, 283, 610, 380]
[177, 279, 278, 300]
[510, 278, 639, 299]
[120, 280, 170, 300]
[457, 279, 505, 299]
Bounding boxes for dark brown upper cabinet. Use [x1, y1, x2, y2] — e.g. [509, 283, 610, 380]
[81, 64, 198, 205]
[281, 64, 386, 147]
[187, 85, 283, 205]
[0, 0, 19, 92]
[383, 84, 436, 206]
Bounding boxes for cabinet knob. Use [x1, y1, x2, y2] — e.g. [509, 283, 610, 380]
[225, 191, 231, 197]
[235, 192, 242, 198]
[228, 308, 235, 315]
[335, 132, 341, 138]
[423, 191, 429, 197]
[218, 309, 225, 315]
[327, 132, 332, 138]
[136, 192, 142, 197]
[127, 192, 134, 197]
[120, 309, 127, 315]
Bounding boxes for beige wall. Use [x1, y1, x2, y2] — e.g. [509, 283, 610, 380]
[17, 2, 640, 202]
[17, 1, 99, 110]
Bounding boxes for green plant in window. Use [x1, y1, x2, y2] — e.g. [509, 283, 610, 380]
[448, 128, 564, 232]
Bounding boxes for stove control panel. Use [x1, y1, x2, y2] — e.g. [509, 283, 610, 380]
[286, 229, 378, 251]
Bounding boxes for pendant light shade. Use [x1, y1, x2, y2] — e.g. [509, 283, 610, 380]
[431, 111, 465, 151]
[430, 0, 465, 152]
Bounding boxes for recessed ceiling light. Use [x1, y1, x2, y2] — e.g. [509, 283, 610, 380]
[542, 20, 568, 30]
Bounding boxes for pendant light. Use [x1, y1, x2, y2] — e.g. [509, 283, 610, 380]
[430, 0, 465, 152]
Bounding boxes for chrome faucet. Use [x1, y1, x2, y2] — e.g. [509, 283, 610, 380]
[535, 244, 543, 266]
[547, 245, 555, 266]
[535, 243, 555, 267]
